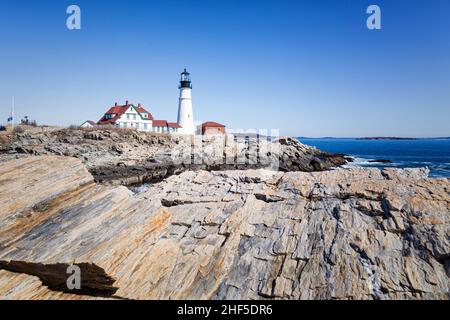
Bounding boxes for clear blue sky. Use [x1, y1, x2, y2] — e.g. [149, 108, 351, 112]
[0, 0, 449, 137]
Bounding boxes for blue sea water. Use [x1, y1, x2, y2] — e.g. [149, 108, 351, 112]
[297, 138, 450, 178]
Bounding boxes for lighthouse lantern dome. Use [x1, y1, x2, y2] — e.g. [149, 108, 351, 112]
[179, 68, 192, 88]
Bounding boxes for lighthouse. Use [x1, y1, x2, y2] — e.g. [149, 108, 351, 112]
[177, 68, 195, 135]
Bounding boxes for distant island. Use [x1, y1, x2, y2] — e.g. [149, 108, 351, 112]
[358, 137, 450, 140]
[357, 137, 418, 141]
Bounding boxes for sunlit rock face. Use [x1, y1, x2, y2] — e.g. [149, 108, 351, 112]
[0, 155, 448, 300]
[0, 128, 347, 186]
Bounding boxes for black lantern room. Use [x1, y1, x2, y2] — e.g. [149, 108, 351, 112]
[179, 68, 192, 89]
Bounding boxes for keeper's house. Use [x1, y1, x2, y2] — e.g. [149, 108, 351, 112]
[97, 101, 180, 133]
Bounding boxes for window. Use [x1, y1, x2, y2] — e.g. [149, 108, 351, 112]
[133, 114, 137, 120]
[144, 123, 147, 129]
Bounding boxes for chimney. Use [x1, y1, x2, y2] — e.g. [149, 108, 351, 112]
[115, 102, 118, 106]
[125, 100, 129, 105]
[138, 103, 141, 108]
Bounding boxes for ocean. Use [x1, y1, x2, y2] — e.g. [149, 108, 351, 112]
[298, 138, 450, 178]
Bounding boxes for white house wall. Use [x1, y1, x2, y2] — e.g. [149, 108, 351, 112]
[81, 122, 94, 128]
[116, 106, 153, 131]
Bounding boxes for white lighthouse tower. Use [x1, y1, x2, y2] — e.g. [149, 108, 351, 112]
[177, 68, 195, 135]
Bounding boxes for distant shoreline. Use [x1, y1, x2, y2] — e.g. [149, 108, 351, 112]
[358, 137, 418, 141]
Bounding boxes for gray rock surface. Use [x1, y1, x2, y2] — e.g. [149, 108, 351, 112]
[0, 128, 346, 186]
[0, 156, 448, 300]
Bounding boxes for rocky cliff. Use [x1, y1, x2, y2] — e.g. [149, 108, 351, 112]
[0, 155, 448, 300]
[0, 128, 347, 186]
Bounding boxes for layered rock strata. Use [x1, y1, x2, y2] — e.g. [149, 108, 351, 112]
[0, 156, 448, 300]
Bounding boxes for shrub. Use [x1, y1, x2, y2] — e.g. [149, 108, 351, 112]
[12, 126, 24, 134]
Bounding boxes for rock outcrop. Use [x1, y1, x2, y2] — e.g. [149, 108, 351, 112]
[0, 156, 448, 300]
[0, 128, 346, 186]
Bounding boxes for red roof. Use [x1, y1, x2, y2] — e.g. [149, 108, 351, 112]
[97, 102, 153, 125]
[168, 122, 181, 128]
[97, 106, 125, 124]
[152, 120, 168, 127]
[135, 105, 152, 118]
[202, 121, 225, 128]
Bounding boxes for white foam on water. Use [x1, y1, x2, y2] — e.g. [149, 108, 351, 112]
[129, 183, 151, 194]
[343, 156, 449, 178]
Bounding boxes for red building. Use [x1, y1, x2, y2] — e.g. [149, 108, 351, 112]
[201, 121, 226, 135]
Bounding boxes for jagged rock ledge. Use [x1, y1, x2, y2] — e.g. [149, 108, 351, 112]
[0, 156, 448, 300]
[0, 128, 347, 186]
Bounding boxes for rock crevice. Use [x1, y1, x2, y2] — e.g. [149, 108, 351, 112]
[0, 261, 118, 298]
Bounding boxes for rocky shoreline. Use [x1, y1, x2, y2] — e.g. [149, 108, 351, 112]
[0, 127, 448, 300]
[0, 127, 347, 186]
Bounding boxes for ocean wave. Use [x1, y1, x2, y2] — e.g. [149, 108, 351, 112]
[345, 157, 398, 167]
[344, 157, 450, 178]
[429, 164, 450, 170]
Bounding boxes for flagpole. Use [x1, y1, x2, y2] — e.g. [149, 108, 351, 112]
[11, 96, 14, 131]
